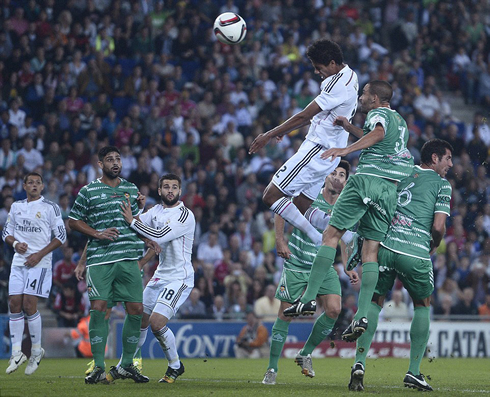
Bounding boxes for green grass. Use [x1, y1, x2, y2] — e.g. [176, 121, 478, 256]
[0, 358, 489, 396]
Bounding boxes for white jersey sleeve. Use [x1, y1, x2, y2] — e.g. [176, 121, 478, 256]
[49, 201, 67, 244]
[131, 210, 194, 245]
[2, 205, 17, 242]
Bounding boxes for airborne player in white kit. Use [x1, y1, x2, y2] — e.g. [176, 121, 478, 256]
[249, 39, 360, 247]
[116, 173, 195, 384]
[3, 172, 66, 375]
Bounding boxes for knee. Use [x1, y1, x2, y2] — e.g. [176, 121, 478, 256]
[150, 315, 167, 332]
[91, 300, 107, 312]
[126, 303, 143, 316]
[22, 301, 37, 316]
[325, 306, 341, 320]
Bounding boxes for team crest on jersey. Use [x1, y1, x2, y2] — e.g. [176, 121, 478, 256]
[124, 192, 130, 199]
[36, 212, 41, 219]
[414, 173, 419, 178]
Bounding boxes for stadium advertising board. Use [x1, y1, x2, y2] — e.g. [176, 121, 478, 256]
[113, 320, 490, 359]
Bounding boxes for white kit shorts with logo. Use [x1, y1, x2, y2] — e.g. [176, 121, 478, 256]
[9, 266, 53, 298]
[143, 276, 194, 320]
[272, 139, 340, 200]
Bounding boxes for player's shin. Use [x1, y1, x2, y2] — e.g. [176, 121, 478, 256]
[89, 310, 108, 369]
[134, 326, 148, 358]
[9, 312, 24, 354]
[153, 326, 180, 369]
[27, 311, 42, 356]
[305, 207, 330, 230]
[355, 302, 382, 367]
[268, 318, 290, 372]
[408, 306, 430, 375]
[300, 313, 335, 355]
[301, 246, 336, 303]
[271, 197, 323, 246]
[354, 262, 379, 320]
[121, 314, 142, 367]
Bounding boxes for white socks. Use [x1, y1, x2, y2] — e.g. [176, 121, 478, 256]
[27, 311, 42, 356]
[153, 326, 180, 369]
[271, 197, 322, 246]
[9, 312, 24, 354]
[305, 207, 354, 245]
[134, 326, 149, 358]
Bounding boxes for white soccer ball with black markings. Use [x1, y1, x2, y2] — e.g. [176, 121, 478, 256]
[213, 12, 247, 45]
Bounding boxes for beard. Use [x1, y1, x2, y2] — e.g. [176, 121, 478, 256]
[162, 193, 180, 206]
[103, 166, 121, 179]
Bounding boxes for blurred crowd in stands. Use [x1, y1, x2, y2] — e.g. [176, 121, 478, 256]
[0, 0, 489, 331]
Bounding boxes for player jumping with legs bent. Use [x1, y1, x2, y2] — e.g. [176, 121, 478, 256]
[249, 39, 359, 248]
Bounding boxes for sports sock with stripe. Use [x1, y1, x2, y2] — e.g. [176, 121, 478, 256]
[153, 326, 180, 369]
[300, 313, 336, 355]
[9, 312, 24, 355]
[301, 245, 336, 303]
[271, 197, 322, 246]
[268, 318, 290, 372]
[134, 326, 148, 359]
[408, 306, 430, 375]
[27, 311, 42, 356]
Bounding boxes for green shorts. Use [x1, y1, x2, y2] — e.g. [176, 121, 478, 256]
[376, 246, 434, 300]
[275, 266, 341, 303]
[329, 174, 398, 241]
[86, 260, 143, 303]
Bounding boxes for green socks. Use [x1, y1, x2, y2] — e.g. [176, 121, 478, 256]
[268, 318, 290, 372]
[354, 262, 379, 321]
[89, 310, 108, 369]
[121, 314, 143, 367]
[301, 246, 336, 303]
[300, 313, 336, 355]
[408, 306, 430, 375]
[355, 302, 382, 366]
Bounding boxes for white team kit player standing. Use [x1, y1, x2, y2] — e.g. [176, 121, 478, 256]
[249, 38, 361, 247]
[116, 173, 195, 384]
[3, 172, 66, 375]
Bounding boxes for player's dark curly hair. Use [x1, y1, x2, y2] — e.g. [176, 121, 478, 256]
[98, 145, 120, 161]
[23, 172, 43, 184]
[421, 139, 453, 166]
[159, 173, 182, 188]
[367, 80, 393, 103]
[306, 39, 344, 66]
[338, 160, 351, 179]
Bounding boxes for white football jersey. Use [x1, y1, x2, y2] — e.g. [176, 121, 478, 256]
[131, 202, 195, 281]
[306, 64, 359, 149]
[2, 196, 66, 268]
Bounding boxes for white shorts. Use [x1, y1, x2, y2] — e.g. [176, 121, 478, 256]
[8, 266, 52, 298]
[272, 139, 340, 200]
[143, 277, 194, 320]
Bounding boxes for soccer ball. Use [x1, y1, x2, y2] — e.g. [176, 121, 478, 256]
[213, 12, 247, 45]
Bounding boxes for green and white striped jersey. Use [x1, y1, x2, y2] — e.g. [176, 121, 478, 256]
[381, 165, 452, 259]
[284, 192, 333, 272]
[69, 178, 144, 266]
[357, 107, 413, 181]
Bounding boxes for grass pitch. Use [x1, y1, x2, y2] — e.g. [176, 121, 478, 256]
[0, 357, 488, 396]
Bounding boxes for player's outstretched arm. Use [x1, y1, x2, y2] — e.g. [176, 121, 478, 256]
[138, 249, 156, 270]
[334, 116, 363, 138]
[249, 100, 321, 153]
[321, 124, 385, 160]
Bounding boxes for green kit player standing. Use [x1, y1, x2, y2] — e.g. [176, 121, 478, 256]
[348, 139, 453, 392]
[284, 81, 414, 345]
[262, 161, 359, 385]
[69, 146, 148, 384]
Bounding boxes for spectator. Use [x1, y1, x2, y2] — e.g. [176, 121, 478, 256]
[180, 288, 208, 319]
[53, 281, 84, 327]
[234, 311, 269, 359]
[197, 231, 224, 266]
[453, 287, 480, 318]
[253, 284, 280, 322]
[478, 293, 490, 321]
[381, 289, 411, 322]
